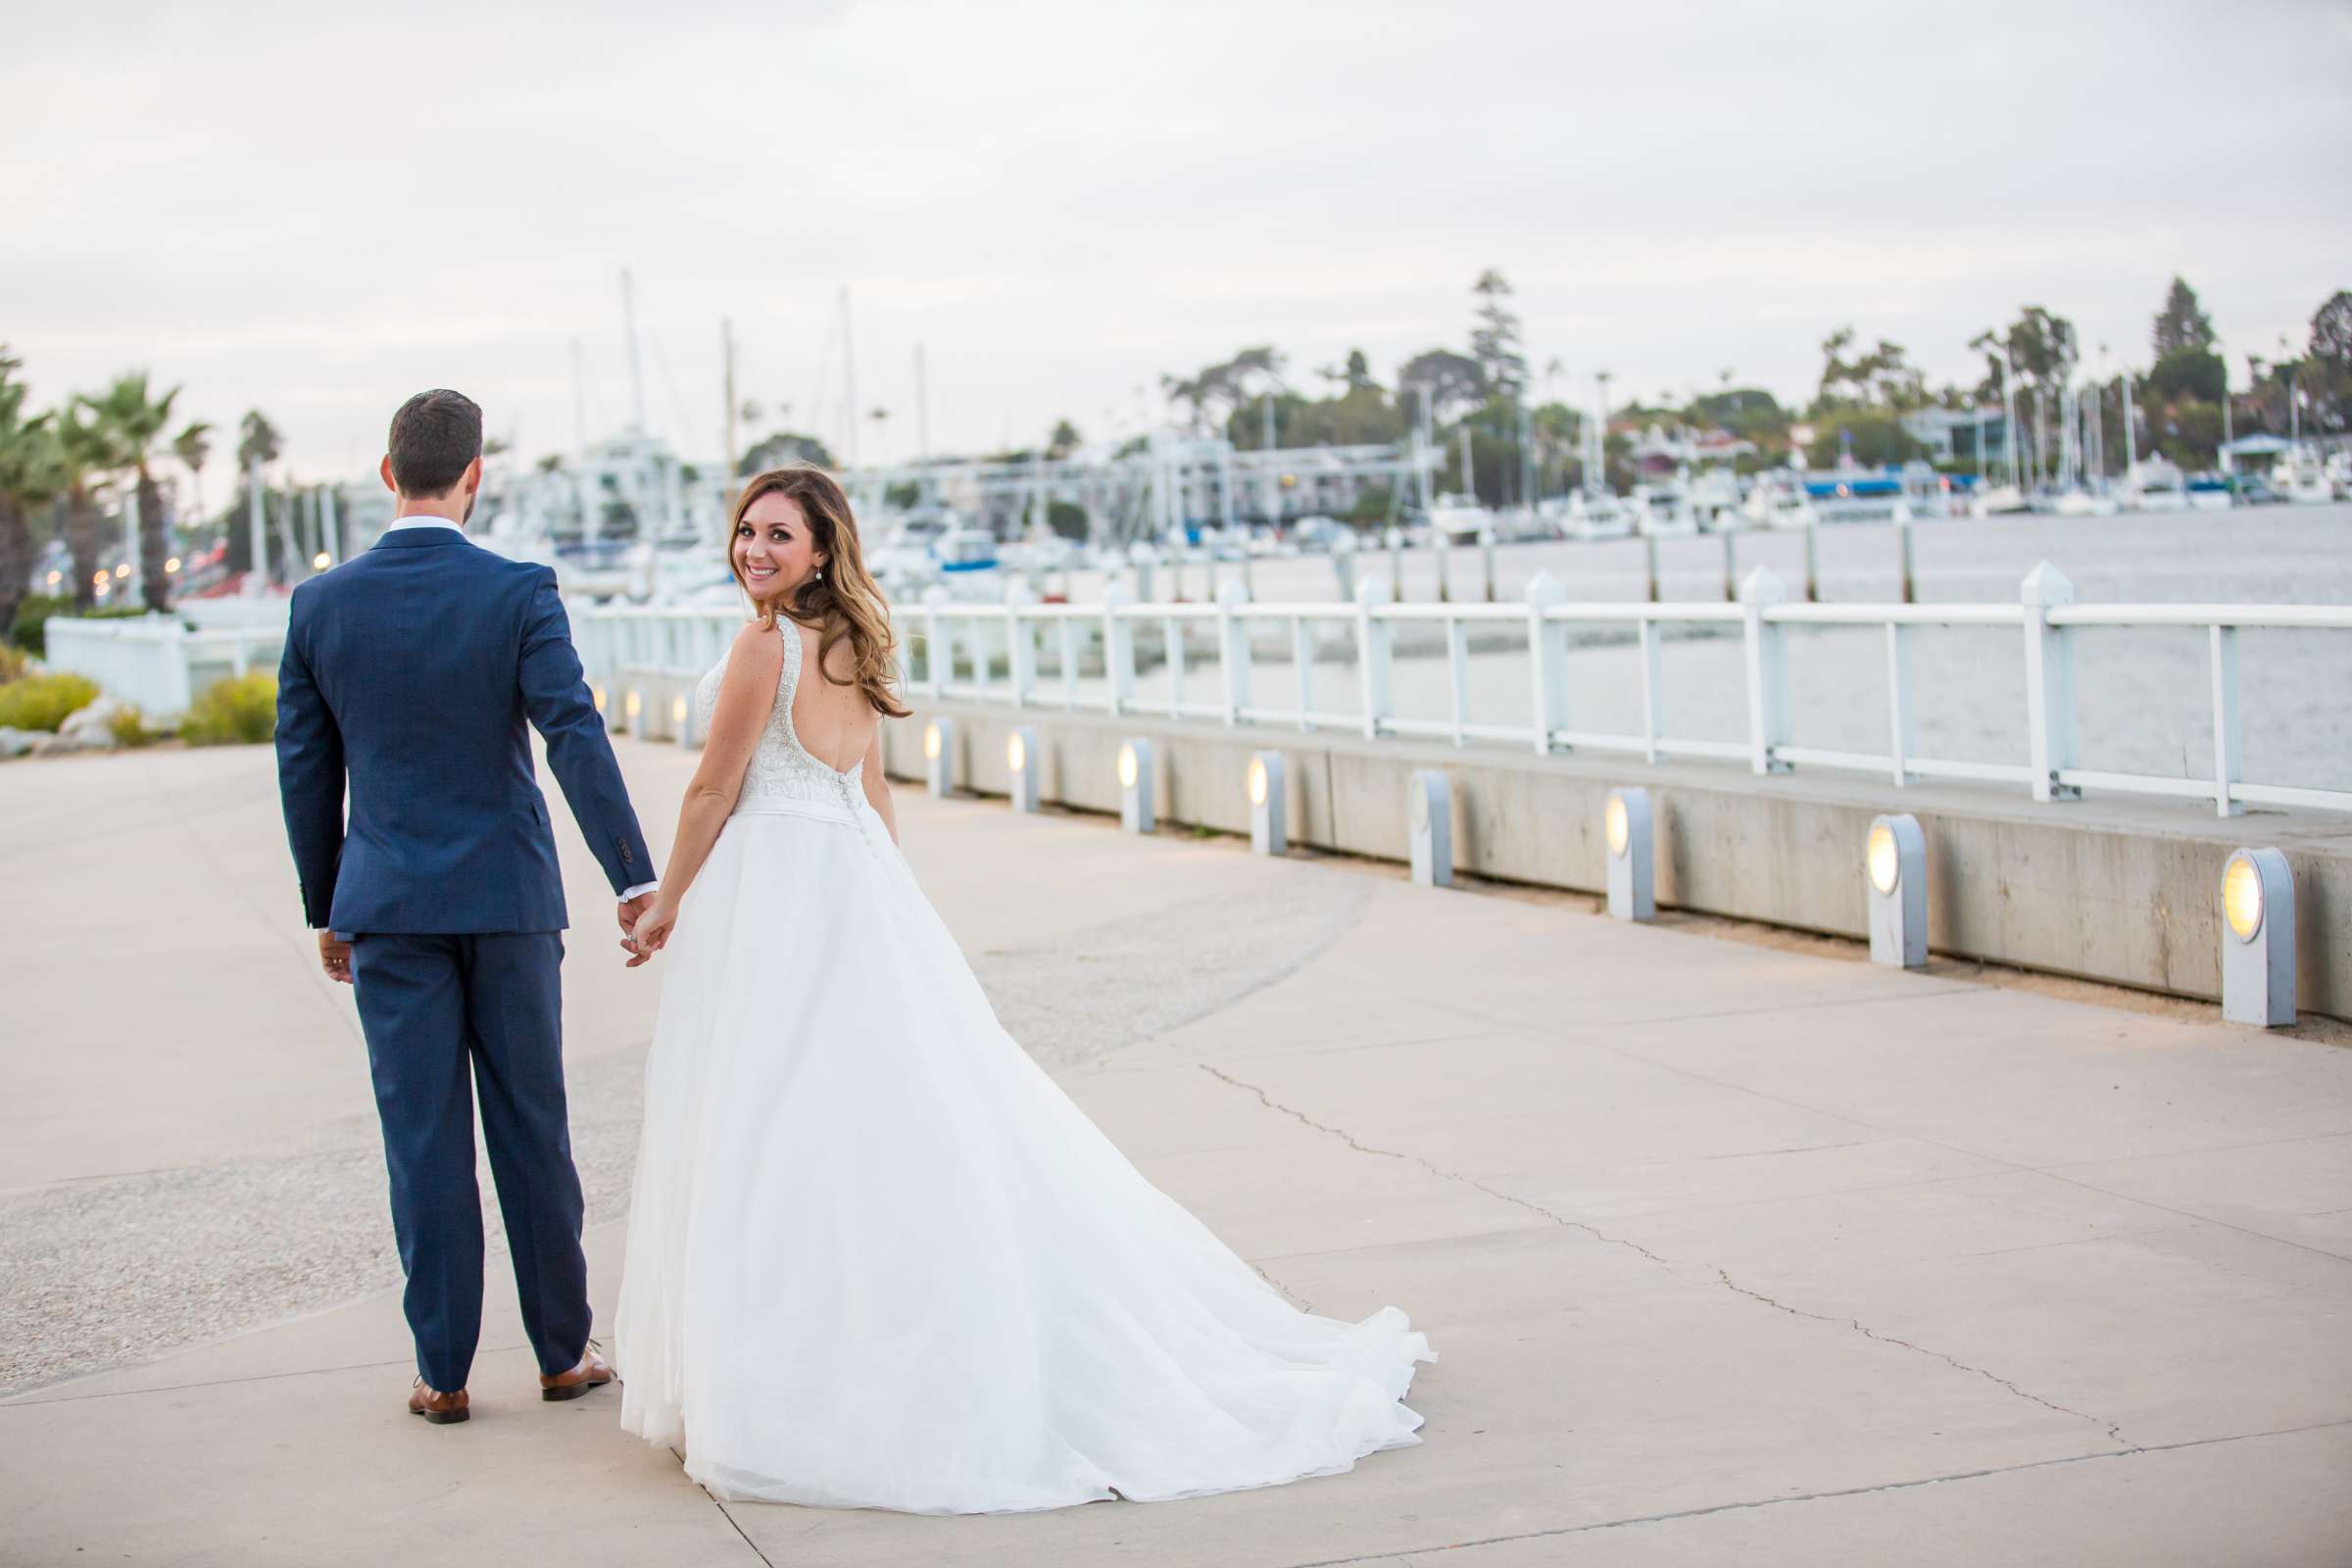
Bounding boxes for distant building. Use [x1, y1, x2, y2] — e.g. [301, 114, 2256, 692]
[1627, 420, 1755, 476]
[1901, 407, 2009, 466]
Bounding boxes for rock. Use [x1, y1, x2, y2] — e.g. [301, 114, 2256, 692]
[0, 726, 39, 760]
[34, 728, 116, 757]
[59, 695, 133, 741]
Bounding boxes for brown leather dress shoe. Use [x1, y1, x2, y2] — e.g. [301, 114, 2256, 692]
[409, 1378, 469, 1425]
[539, 1342, 615, 1402]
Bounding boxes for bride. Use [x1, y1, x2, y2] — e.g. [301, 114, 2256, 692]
[612, 465, 1433, 1514]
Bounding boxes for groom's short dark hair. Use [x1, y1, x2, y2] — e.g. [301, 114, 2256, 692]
[387, 389, 483, 498]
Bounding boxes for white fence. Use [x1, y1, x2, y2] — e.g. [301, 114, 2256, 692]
[572, 560, 2352, 819]
[42, 614, 285, 719]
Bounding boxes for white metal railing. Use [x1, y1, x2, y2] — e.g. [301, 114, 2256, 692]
[570, 562, 2352, 818]
[42, 614, 284, 718]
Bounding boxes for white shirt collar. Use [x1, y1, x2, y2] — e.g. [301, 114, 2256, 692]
[387, 515, 465, 533]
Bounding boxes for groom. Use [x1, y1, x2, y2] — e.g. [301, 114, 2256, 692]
[275, 389, 657, 1425]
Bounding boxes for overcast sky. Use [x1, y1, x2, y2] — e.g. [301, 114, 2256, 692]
[8, 0, 2348, 489]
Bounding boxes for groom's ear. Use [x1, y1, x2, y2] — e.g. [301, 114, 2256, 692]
[462, 456, 482, 496]
[379, 455, 398, 494]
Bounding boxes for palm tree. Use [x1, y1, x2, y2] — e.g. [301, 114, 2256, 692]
[173, 421, 213, 543]
[0, 348, 66, 635]
[56, 408, 117, 610]
[81, 371, 184, 612]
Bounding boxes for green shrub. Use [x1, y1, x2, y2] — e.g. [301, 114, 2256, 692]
[107, 704, 156, 748]
[7, 594, 148, 658]
[179, 672, 278, 746]
[0, 672, 101, 732]
[0, 642, 24, 683]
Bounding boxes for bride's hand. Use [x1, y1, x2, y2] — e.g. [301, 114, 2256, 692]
[625, 900, 679, 965]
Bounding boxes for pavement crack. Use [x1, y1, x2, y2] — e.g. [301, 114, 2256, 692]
[1199, 1062, 2129, 1448]
[1702, 1266, 2128, 1445]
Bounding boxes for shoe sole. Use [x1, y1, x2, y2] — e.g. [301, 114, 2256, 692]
[541, 1377, 612, 1402]
[411, 1406, 469, 1425]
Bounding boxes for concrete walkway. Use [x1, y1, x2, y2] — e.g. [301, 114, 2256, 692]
[4, 739, 2350, 1565]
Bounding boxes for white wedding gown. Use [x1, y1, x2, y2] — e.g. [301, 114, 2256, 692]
[613, 626, 1433, 1513]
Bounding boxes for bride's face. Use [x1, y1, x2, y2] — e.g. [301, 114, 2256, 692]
[734, 490, 827, 604]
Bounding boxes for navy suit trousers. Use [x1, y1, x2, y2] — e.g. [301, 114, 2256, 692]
[349, 931, 590, 1392]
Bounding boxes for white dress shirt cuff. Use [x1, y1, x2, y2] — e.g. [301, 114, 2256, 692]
[619, 881, 660, 903]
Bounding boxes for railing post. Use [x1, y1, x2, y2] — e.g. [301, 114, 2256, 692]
[1740, 565, 1790, 774]
[1802, 522, 1820, 603]
[1213, 579, 1250, 727]
[1353, 577, 1391, 740]
[1446, 612, 1469, 747]
[1102, 581, 1135, 716]
[1004, 580, 1037, 707]
[1638, 615, 1662, 764]
[2210, 622, 2244, 817]
[1162, 609, 1184, 717]
[1886, 621, 1915, 786]
[920, 585, 948, 695]
[1525, 569, 1567, 755]
[1895, 518, 1916, 605]
[2020, 562, 2081, 803]
[1291, 615, 1312, 731]
[1058, 615, 1079, 710]
[163, 622, 193, 714]
[1643, 532, 1661, 603]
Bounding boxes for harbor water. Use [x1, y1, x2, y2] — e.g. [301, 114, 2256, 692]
[984, 506, 2352, 800]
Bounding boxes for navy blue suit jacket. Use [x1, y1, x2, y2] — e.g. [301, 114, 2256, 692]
[274, 524, 653, 934]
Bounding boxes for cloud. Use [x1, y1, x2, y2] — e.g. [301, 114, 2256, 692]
[6, 0, 2347, 484]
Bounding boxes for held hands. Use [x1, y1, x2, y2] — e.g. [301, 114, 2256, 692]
[318, 931, 354, 985]
[619, 892, 677, 967]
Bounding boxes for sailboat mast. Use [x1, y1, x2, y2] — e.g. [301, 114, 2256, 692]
[722, 318, 739, 505]
[570, 337, 588, 452]
[914, 344, 929, 462]
[840, 285, 858, 468]
[621, 270, 646, 435]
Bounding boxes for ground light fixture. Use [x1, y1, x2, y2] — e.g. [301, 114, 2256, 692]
[1408, 770, 1452, 888]
[591, 683, 607, 717]
[1866, 813, 1927, 968]
[1007, 726, 1041, 812]
[313, 552, 331, 570]
[1605, 787, 1654, 921]
[1249, 751, 1286, 856]
[677, 692, 703, 750]
[2220, 847, 2295, 1027]
[622, 688, 642, 735]
[923, 716, 956, 796]
[1118, 738, 1155, 833]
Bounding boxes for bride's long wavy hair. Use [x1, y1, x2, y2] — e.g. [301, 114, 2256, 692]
[727, 464, 910, 718]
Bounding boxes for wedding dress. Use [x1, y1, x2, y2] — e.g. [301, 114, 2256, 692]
[612, 624, 1433, 1513]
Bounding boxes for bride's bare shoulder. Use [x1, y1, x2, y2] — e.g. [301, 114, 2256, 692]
[722, 620, 784, 681]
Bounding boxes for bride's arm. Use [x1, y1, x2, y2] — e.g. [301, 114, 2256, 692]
[628, 623, 784, 955]
[859, 728, 897, 845]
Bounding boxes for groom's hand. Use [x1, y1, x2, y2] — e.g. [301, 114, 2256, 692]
[317, 931, 353, 985]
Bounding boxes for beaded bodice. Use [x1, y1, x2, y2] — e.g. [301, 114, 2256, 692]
[695, 623, 866, 812]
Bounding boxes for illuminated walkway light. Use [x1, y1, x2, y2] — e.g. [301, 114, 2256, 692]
[2221, 847, 2295, 1027]
[1605, 787, 1653, 922]
[1118, 738, 1155, 833]
[1249, 752, 1286, 856]
[1007, 726, 1041, 812]
[1866, 813, 1926, 969]
[924, 716, 957, 796]
[1408, 770, 1451, 888]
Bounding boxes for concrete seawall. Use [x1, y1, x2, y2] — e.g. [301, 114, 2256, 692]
[875, 701, 2350, 1020]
